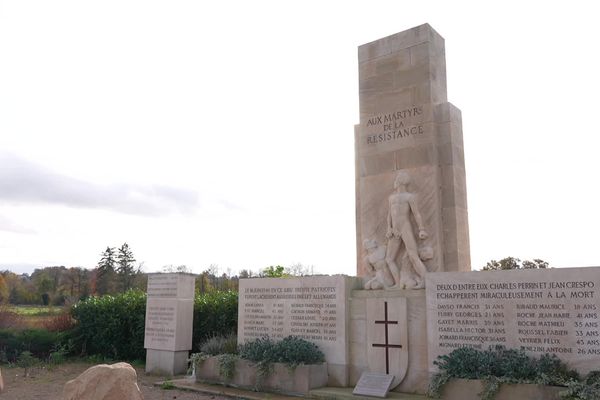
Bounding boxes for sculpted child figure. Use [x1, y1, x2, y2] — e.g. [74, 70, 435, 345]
[386, 171, 429, 289]
[363, 238, 394, 290]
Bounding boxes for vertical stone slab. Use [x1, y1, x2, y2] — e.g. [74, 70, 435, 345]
[355, 24, 470, 280]
[238, 276, 360, 386]
[144, 273, 195, 376]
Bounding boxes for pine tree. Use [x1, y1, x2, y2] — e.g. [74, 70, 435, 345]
[96, 246, 116, 295]
[116, 243, 136, 292]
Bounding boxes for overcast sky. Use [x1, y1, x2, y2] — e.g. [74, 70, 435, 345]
[1, 1, 599, 275]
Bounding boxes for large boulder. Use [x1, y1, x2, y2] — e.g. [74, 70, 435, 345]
[0, 368, 4, 393]
[63, 362, 143, 400]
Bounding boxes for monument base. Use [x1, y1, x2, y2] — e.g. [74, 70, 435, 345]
[145, 349, 189, 376]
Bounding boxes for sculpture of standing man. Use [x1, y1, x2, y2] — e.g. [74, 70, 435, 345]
[385, 171, 429, 289]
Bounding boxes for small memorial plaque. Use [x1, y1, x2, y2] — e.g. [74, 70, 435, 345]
[352, 372, 394, 398]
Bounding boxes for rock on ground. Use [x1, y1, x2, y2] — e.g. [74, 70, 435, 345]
[62, 362, 143, 400]
[0, 368, 4, 393]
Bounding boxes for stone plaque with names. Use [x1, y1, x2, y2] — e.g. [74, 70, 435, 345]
[427, 267, 600, 375]
[144, 273, 195, 375]
[238, 275, 358, 386]
[353, 372, 394, 398]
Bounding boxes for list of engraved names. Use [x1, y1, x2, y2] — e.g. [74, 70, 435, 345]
[427, 268, 600, 374]
[241, 285, 339, 343]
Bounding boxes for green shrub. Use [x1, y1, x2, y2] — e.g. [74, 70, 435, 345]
[0, 329, 67, 362]
[69, 289, 238, 361]
[71, 289, 147, 360]
[239, 335, 325, 366]
[17, 351, 38, 376]
[192, 291, 238, 352]
[429, 346, 579, 399]
[560, 370, 600, 400]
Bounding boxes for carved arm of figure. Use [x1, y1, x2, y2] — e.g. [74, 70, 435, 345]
[364, 256, 376, 278]
[409, 195, 428, 240]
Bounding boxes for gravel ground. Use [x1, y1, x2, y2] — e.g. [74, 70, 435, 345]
[0, 362, 231, 400]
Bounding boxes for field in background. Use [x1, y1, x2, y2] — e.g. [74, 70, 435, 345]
[1, 305, 69, 329]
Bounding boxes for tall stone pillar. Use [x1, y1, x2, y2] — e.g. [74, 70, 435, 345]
[144, 273, 195, 375]
[355, 24, 471, 283]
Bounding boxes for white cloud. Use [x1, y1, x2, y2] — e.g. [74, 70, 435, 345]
[0, 152, 199, 216]
[0, 214, 36, 234]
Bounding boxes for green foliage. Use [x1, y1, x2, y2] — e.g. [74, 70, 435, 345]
[48, 342, 71, 365]
[96, 246, 117, 295]
[239, 336, 324, 387]
[428, 346, 579, 399]
[560, 370, 600, 400]
[200, 333, 238, 356]
[192, 290, 238, 352]
[69, 289, 238, 360]
[17, 351, 38, 376]
[0, 328, 67, 362]
[481, 257, 549, 271]
[217, 353, 238, 380]
[70, 289, 146, 360]
[261, 265, 288, 278]
[239, 335, 325, 366]
[160, 380, 175, 390]
[116, 243, 137, 292]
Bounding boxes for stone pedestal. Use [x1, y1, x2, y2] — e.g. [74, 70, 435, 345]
[144, 273, 195, 376]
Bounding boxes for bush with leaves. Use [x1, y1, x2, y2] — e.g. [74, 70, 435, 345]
[0, 328, 67, 362]
[239, 335, 325, 366]
[70, 289, 238, 360]
[192, 290, 238, 353]
[428, 346, 579, 399]
[71, 289, 146, 360]
[560, 371, 600, 400]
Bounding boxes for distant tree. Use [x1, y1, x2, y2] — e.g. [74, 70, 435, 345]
[116, 243, 137, 292]
[96, 246, 116, 295]
[261, 265, 287, 278]
[62, 267, 91, 301]
[482, 257, 549, 271]
[522, 259, 549, 269]
[0, 275, 9, 304]
[238, 269, 253, 279]
[286, 263, 314, 276]
[162, 264, 191, 273]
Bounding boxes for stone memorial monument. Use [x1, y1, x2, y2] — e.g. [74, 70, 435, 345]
[355, 23, 471, 287]
[237, 24, 471, 396]
[144, 273, 195, 375]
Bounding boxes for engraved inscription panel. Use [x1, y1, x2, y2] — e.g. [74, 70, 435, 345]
[238, 276, 350, 366]
[427, 267, 600, 374]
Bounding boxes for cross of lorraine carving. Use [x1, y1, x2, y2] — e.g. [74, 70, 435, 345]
[371, 301, 403, 374]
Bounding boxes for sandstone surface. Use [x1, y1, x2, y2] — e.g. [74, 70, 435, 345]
[63, 362, 143, 400]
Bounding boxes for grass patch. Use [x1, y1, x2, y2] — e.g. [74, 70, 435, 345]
[8, 306, 65, 317]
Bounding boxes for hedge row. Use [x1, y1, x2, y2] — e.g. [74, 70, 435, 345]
[0, 329, 67, 362]
[70, 289, 238, 360]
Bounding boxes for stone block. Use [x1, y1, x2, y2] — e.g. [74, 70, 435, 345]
[440, 379, 563, 400]
[145, 349, 189, 376]
[358, 24, 441, 63]
[195, 358, 328, 395]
